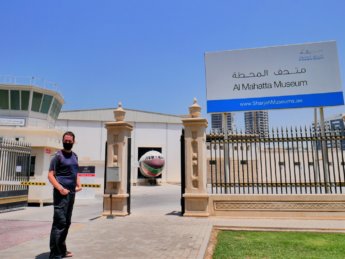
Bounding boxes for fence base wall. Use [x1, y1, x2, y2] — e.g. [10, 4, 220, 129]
[0, 195, 28, 211]
[103, 194, 129, 216]
[209, 194, 345, 218]
[183, 193, 209, 217]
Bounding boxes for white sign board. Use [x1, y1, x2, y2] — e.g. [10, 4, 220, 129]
[205, 41, 343, 113]
[0, 117, 25, 126]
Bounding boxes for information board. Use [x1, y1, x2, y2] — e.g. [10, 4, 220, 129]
[205, 41, 344, 113]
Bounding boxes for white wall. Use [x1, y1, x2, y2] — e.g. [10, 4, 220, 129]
[133, 122, 182, 183]
[56, 120, 107, 161]
[29, 147, 58, 203]
[166, 124, 183, 182]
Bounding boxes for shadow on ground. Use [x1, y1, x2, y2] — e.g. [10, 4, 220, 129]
[35, 252, 50, 258]
[166, 210, 183, 216]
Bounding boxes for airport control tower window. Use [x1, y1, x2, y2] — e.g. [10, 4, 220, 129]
[40, 94, 53, 114]
[31, 91, 43, 112]
[49, 98, 62, 119]
[0, 89, 9, 109]
[21, 90, 30, 111]
[10, 90, 20, 110]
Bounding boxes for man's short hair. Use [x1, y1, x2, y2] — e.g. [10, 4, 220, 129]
[63, 131, 75, 141]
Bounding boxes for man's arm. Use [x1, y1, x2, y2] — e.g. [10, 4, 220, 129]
[48, 170, 69, 195]
[75, 174, 82, 192]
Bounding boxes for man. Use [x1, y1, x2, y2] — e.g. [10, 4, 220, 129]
[48, 131, 82, 258]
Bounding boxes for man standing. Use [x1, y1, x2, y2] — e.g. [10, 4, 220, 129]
[48, 131, 82, 258]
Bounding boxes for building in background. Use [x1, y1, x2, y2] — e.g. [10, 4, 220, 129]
[312, 113, 345, 149]
[312, 113, 345, 130]
[57, 108, 184, 193]
[0, 82, 185, 204]
[211, 113, 235, 131]
[0, 83, 64, 205]
[244, 111, 269, 137]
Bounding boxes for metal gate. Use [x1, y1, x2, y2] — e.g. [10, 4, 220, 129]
[127, 137, 131, 214]
[0, 138, 31, 210]
[180, 129, 185, 215]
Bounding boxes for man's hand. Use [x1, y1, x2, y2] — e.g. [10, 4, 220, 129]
[59, 187, 70, 195]
[75, 186, 82, 192]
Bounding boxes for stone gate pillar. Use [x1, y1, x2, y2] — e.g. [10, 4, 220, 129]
[182, 98, 209, 217]
[103, 102, 133, 216]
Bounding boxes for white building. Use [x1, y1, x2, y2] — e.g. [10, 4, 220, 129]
[0, 83, 64, 205]
[57, 108, 184, 197]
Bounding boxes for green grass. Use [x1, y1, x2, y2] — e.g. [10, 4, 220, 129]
[213, 230, 345, 259]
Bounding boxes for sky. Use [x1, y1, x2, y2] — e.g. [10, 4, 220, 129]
[0, 0, 344, 129]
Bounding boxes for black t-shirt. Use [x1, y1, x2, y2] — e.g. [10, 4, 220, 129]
[49, 150, 79, 193]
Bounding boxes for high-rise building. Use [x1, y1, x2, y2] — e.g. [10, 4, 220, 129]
[244, 111, 269, 136]
[211, 113, 235, 131]
[312, 113, 345, 149]
[312, 113, 345, 130]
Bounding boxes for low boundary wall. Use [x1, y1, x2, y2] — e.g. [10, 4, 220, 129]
[208, 194, 345, 218]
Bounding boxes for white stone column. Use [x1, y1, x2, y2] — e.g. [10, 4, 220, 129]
[182, 98, 209, 217]
[103, 102, 133, 216]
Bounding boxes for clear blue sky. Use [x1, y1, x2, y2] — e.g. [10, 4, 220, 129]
[0, 0, 344, 129]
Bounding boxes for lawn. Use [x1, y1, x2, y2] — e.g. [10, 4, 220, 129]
[213, 230, 345, 259]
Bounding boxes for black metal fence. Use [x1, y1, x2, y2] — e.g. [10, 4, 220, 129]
[180, 129, 185, 215]
[207, 127, 345, 195]
[127, 137, 132, 215]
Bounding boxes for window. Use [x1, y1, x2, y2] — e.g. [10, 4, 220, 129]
[10, 90, 20, 110]
[49, 98, 62, 119]
[31, 92, 43, 112]
[0, 89, 9, 109]
[21, 91, 30, 111]
[49, 99, 57, 118]
[16, 155, 30, 177]
[40, 94, 53, 114]
[55, 102, 62, 118]
[30, 156, 36, 177]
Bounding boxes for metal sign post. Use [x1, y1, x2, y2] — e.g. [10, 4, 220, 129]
[313, 108, 320, 184]
[222, 113, 229, 193]
[319, 107, 330, 193]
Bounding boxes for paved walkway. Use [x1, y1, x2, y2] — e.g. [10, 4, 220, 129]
[0, 184, 344, 259]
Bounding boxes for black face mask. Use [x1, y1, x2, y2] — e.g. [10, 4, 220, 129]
[63, 142, 73, 151]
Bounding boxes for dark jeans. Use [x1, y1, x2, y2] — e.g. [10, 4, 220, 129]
[50, 189, 75, 259]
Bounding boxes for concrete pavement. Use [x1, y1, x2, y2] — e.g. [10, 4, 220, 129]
[0, 184, 344, 259]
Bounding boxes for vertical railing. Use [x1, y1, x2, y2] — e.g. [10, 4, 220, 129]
[0, 138, 31, 209]
[103, 141, 107, 212]
[180, 129, 185, 214]
[207, 126, 345, 195]
[127, 138, 131, 215]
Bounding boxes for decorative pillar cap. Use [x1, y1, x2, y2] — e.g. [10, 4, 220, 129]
[114, 101, 126, 122]
[189, 98, 201, 118]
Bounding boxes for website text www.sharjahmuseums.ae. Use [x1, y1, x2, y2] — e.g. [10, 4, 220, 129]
[240, 98, 303, 107]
